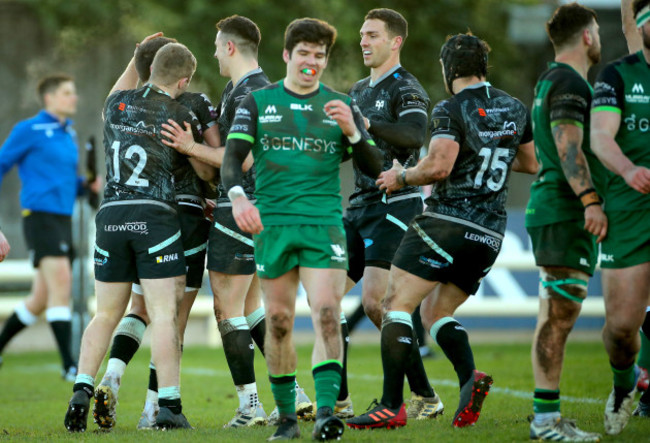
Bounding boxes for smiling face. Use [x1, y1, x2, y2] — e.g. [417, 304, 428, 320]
[359, 18, 397, 69]
[283, 41, 328, 94]
[214, 31, 231, 77]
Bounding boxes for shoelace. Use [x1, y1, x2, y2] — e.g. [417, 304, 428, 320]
[364, 398, 381, 413]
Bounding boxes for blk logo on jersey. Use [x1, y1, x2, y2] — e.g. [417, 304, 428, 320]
[375, 100, 385, 110]
[290, 103, 313, 111]
[156, 253, 179, 264]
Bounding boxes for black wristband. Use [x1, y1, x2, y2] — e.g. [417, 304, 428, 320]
[584, 201, 601, 209]
[577, 188, 596, 198]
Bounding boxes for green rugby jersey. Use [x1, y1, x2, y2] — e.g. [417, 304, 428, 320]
[228, 80, 369, 226]
[526, 62, 605, 227]
[592, 51, 650, 211]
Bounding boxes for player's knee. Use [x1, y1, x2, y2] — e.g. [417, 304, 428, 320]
[316, 305, 339, 335]
[267, 307, 293, 340]
[540, 268, 588, 305]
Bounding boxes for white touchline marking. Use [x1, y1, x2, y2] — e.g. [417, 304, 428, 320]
[9, 364, 603, 405]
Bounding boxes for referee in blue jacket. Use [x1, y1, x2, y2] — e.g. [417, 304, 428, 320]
[0, 74, 99, 379]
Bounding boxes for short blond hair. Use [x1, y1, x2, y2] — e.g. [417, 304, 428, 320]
[150, 43, 197, 86]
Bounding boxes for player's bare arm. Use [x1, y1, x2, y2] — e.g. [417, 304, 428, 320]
[591, 110, 650, 194]
[325, 99, 383, 178]
[552, 123, 607, 242]
[511, 140, 538, 174]
[376, 137, 459, 194]
[622, 0, 643, 53]
[161, 119, 252, 171]
[0, 230, 10, 262]
[159, 120, 215, 182]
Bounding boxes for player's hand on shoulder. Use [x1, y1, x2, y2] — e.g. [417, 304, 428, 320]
[376, 159, 404, 195]
[583, 204, 607, 244]
[161, 119, 195, 154]
[623, 166, 650, 194]
[324, 100, 355, 137]
[232, 198, 263, 235]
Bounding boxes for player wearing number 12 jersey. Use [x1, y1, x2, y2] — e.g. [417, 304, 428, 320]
[64, 43, 198, 432]
[348, 33, 537, 431]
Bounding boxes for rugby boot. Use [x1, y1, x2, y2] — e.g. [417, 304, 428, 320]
[452, 370, 493, 427]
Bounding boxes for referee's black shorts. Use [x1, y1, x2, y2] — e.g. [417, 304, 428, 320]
[22, 211, 74, 267]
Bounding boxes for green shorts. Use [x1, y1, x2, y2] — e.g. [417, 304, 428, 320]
[254, 224, 348, 279]
[600, 209, 650, 269]
[527, 219, 597, 275]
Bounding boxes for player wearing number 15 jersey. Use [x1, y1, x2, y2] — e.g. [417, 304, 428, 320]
[347, 33, 537, 431]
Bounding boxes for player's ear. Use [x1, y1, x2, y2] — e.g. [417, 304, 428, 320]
[283, 49, 290, 63]
[392, 35, 403, 52]
[227, 40, 236, 56]
[582, 28, 592, 46]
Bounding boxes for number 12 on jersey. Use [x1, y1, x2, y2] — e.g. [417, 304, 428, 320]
[110, 140, 149, 187]
[474, 147, 508, 191]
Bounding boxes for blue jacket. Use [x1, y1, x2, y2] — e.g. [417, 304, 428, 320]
[0, 110, 84, 216]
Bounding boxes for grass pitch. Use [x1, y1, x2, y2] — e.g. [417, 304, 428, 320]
[0, 339, 648, 441]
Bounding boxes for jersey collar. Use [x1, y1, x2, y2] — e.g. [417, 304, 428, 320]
[369, 64, 401, 88]
[233, 67, 264, 89]
[39, 109, 73, 128]
[143, 83, 172, 98]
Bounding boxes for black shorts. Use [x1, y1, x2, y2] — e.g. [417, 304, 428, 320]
[177, 201, 210, 289]
[206, 202, 256, 275]
[22, 211, 74, 267]
[392, 212, 502, 295]
[344, 196, 423, 282]
[94, 201, 185, 282]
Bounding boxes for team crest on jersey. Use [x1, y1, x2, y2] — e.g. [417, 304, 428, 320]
[431, 116, 450, 132]
[375, 100, 385, 110]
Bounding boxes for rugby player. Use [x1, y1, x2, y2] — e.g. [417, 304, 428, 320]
[525, 4, 605, 441]
[90, 33, 219, 430]
[221, 17, 382, 441]
[590, 0, 650, 433]
[340, 8, 443, 421]
[347, 32, 537, 430]
[64, 42, 204, 432]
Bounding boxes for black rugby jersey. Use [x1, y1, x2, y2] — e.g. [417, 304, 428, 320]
[425, 82, 532, 234]
[216, 68, 271, 203]
[103, 84, 199, 205]
[348, 65, 430, 206]
[174, 91, 218, 199]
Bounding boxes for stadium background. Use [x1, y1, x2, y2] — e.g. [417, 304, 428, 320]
[0, 0, 629, 350]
